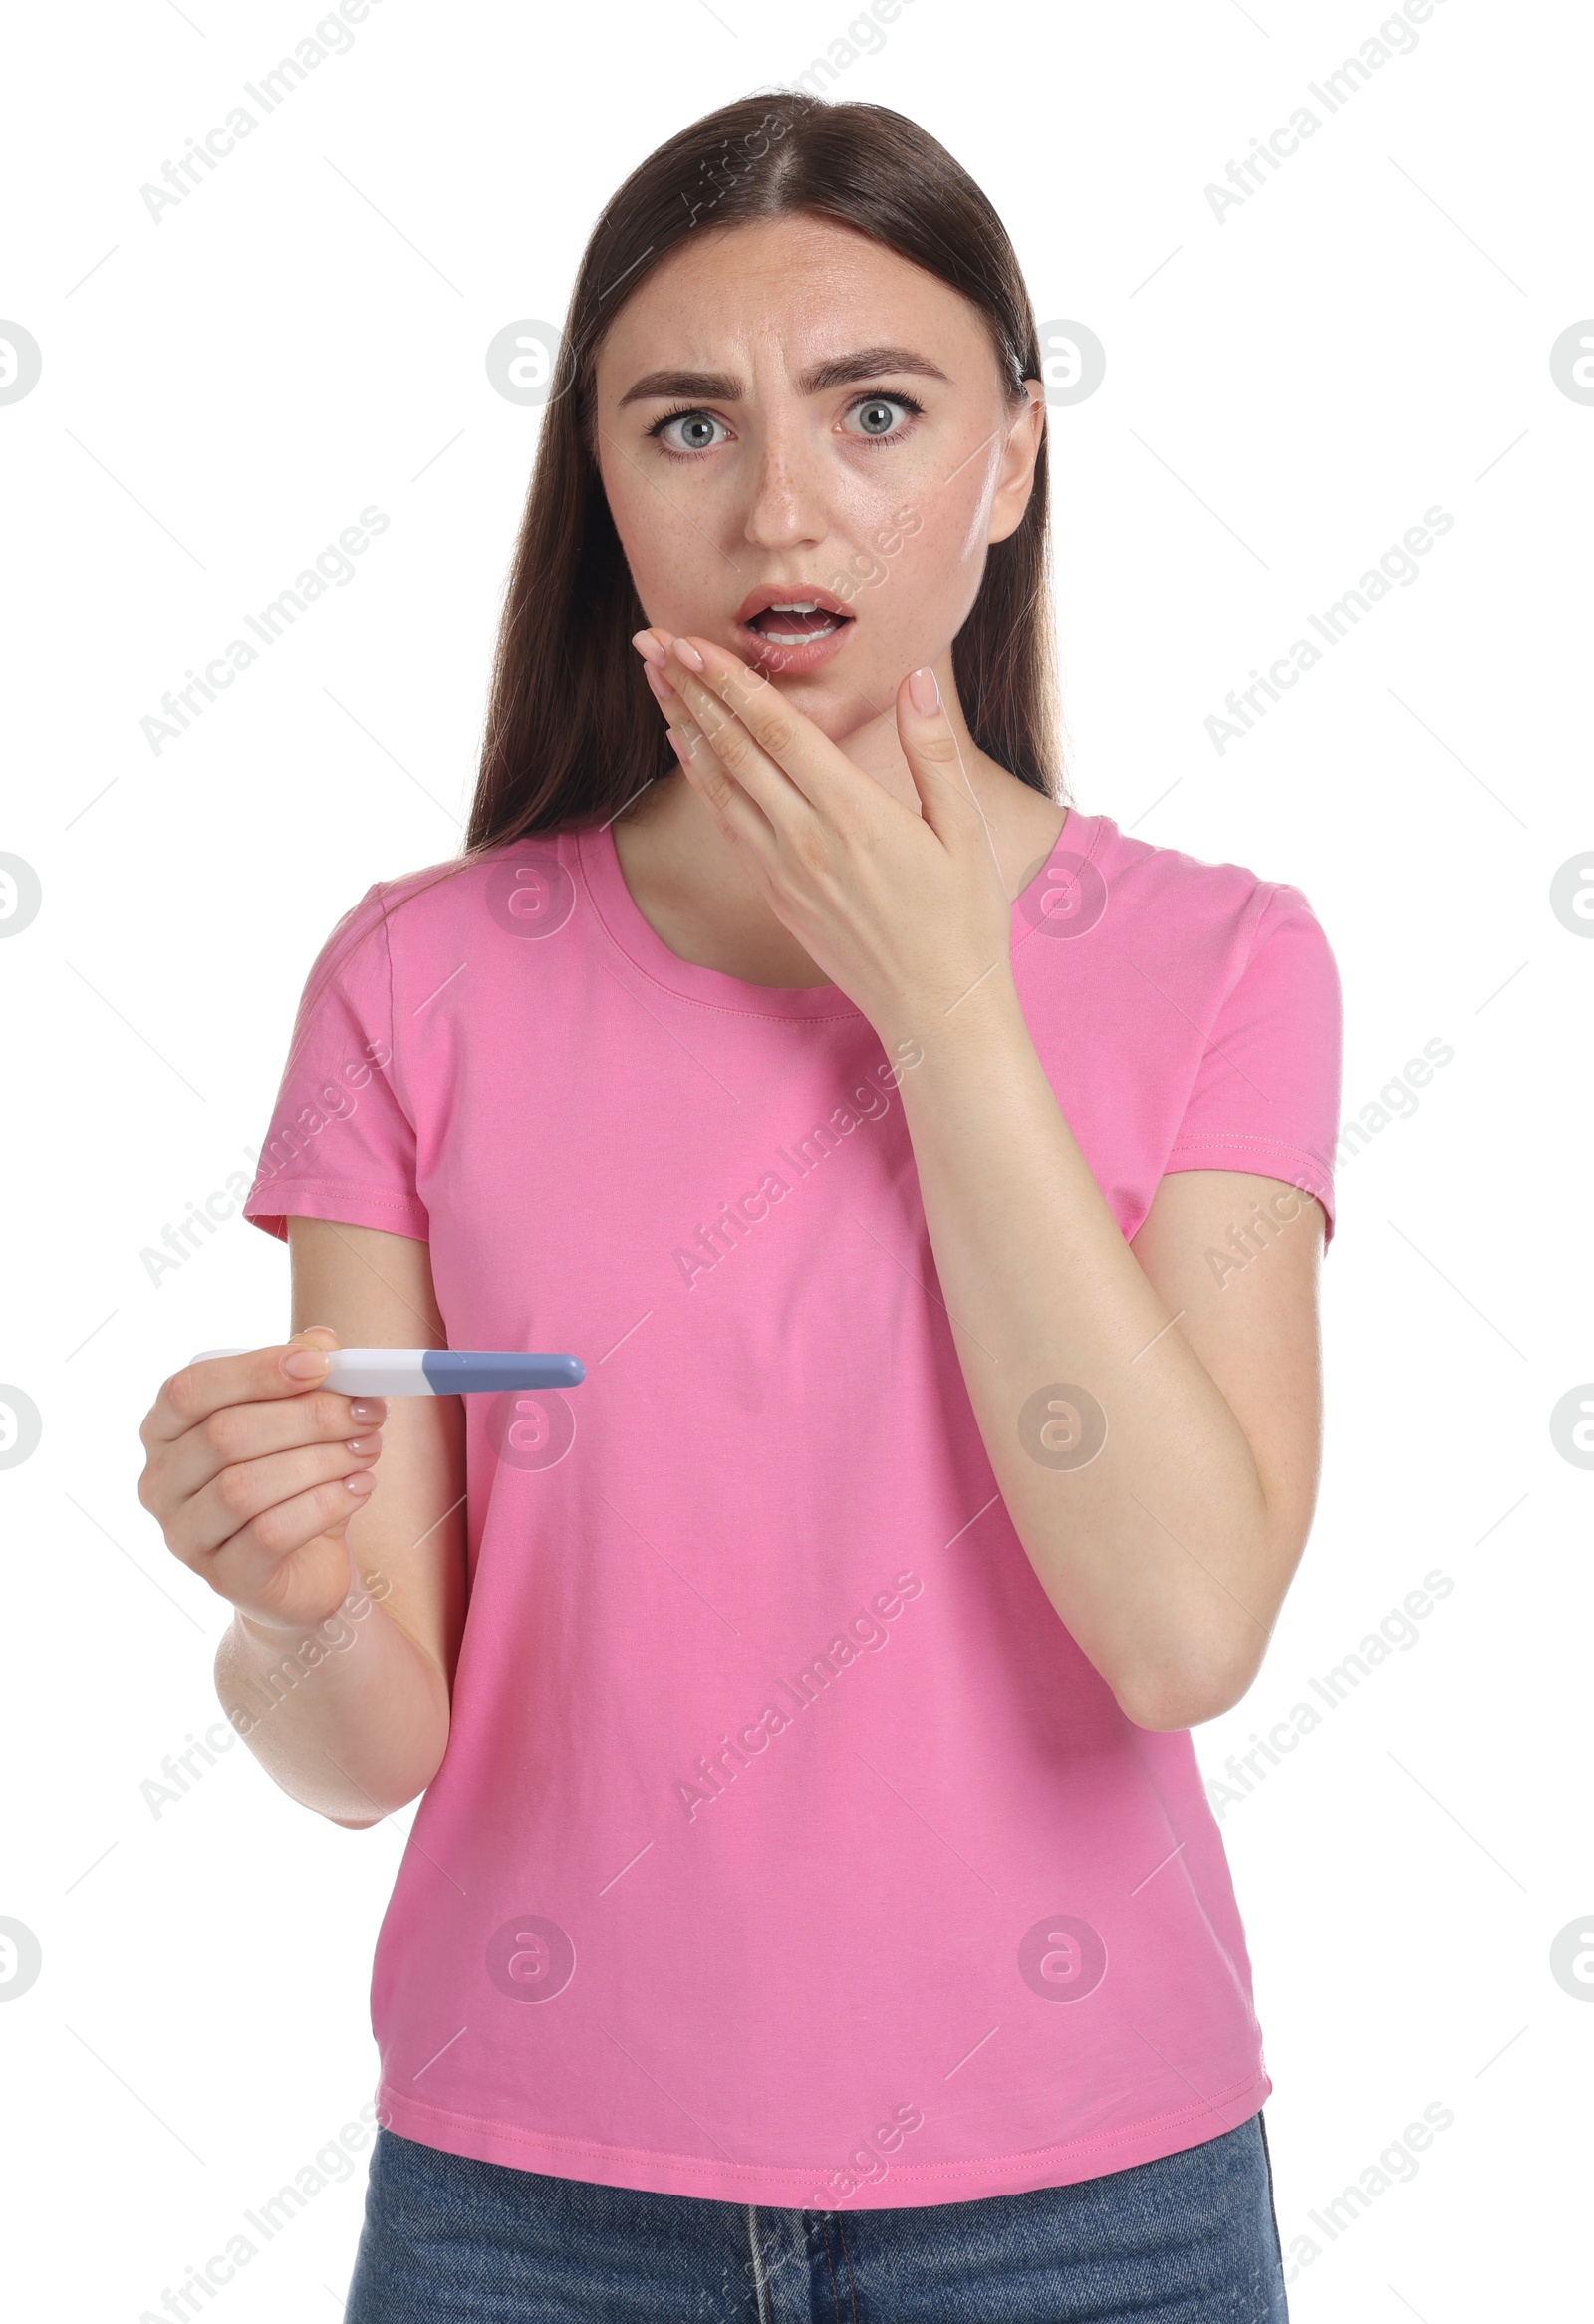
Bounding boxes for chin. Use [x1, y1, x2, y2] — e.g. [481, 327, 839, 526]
[785, 684, 880, 744]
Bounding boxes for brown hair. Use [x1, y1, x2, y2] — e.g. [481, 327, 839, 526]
[463, 90, 1064, 855]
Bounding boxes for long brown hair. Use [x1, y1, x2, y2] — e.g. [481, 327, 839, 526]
[463, 91, 1064, 854]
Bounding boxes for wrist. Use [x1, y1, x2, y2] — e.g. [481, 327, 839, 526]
[236, 1607, 311, 1650]
[235, 1589, 372, 1652]
[875, 960, 1028, 1080]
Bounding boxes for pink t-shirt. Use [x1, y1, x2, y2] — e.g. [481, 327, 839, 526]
[242, 807, 1341, 2209]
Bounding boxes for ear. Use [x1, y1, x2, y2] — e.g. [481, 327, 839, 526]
[986, 381, 1046, 547]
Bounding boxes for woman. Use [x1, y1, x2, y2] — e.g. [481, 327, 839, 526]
[138, 93, 1340, 2321]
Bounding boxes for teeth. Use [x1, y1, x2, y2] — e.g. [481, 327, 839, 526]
[760, 621, 839, 645]
[768, 601, 819, 614]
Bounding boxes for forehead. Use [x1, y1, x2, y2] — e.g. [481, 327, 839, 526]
[594, 213, 991, 382]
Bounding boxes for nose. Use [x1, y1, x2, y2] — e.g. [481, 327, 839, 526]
[740, 413, 828, 556]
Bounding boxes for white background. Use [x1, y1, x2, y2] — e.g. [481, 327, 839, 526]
[2, 1, 1587, 2315]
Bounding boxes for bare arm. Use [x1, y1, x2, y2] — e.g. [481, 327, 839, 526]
[140, 1219, 466, 1828]
[895, 985, 1325, 1731]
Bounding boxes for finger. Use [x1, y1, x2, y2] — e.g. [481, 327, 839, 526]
[667, 712, 778, 858]
[631, 632, 771, 837]
[158, 1378, 388, 1517]
[670, 636, 853, 815]
[894, 664, 988, 851]
[634, 631, 685, 719]
[145, 1329, 376, 1453]
[642, 658, 682, 717]
[190, 1473, 379, 1622]
[664, 653, 811, 828]
[173, 1434, 383, 1587]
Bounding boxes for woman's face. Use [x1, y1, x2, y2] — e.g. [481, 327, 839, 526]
[592, 213, 1044, 743]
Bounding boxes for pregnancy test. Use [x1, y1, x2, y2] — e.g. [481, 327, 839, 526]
[190, 1348, 585, 1395]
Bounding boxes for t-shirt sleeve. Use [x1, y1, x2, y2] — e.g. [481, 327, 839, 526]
[240, 882, 428, 1245]
[1163, 881, 1343, 1246]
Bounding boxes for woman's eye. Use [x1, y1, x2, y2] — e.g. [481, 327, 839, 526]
[656, 410, 727, 454]
[845, 396, 916, 440]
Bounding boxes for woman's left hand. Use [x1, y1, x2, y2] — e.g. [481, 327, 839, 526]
[634, 630, 1015, 1044]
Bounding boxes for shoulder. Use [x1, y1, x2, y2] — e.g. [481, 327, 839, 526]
[316, 843, 544, 959]
[289, 849, 523, 1016]
[1077, 810, 1336, 976]
[367, 846, 514, 926]
[1082, 809, 1300, 922]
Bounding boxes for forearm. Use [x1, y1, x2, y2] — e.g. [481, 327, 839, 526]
[892, 974, 1276, 1727]
[214, 1563, 451, 1826]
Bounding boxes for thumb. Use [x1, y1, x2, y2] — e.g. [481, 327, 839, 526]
[896, 665, 981, 845]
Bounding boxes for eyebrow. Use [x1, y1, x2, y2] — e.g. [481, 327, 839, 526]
[617, 346, 952, 408]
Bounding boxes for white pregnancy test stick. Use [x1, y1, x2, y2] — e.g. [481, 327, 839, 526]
[190, 1348, 585, 1395]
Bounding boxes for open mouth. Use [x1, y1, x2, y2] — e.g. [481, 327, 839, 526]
[733, 588, 857, 672]
[743, 601, 853, 646]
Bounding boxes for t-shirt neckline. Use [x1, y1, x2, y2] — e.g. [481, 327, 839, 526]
[575, 804, 1093, 1019]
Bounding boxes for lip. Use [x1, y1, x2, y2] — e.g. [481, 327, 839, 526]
[730, 582, 856, 678]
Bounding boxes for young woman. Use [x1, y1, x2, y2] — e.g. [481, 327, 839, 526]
[139, 93, 1340, 2322]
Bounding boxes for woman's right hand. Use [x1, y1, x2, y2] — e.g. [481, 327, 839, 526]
[137, 1327, 389, 1633]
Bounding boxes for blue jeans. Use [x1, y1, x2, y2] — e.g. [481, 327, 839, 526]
[345, 2112, 1287, 2321]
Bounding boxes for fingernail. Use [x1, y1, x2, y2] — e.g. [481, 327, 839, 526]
[345, 1434, 381, 1454]
[348, 1399, 386, 1423]
[631, 629, 667, 666]
[282, 1349, 330, 1379]
[671, 637, 705, 674]
[643, 661, 675, 705]
[909, 665, 940, 716]
[345, 1471, 377, 1496]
